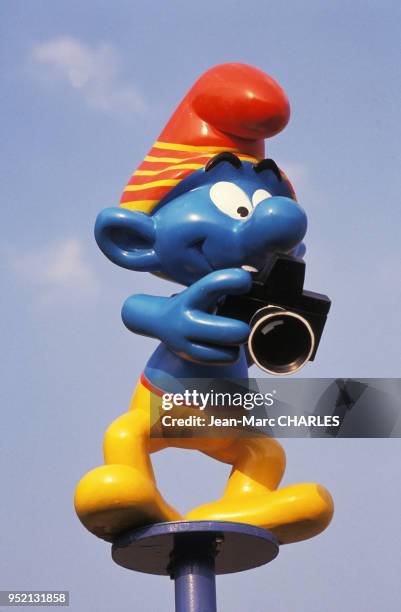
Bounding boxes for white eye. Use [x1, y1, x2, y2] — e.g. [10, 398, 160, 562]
[210, 181, 253, 220]
[252, 189, 272, 207]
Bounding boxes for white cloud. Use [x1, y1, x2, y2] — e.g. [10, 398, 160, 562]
[10, 238, 99, 307]
[30, 36, 146, 114]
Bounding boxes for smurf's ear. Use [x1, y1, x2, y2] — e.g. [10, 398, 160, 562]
[94, 207, 160, 271]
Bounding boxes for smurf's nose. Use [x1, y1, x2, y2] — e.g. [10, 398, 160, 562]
[244, 196, 307, 255]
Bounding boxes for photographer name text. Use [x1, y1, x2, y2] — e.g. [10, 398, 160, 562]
[161, 414, 340, 428]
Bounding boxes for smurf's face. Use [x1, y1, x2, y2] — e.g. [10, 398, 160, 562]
[95, 154, 307, 286]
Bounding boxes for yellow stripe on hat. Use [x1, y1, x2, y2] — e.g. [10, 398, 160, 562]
[120, 200, 159, 212]
[238, 154, 259, 162]
[154, 141, 239, 153]
[124, 179, 181, 192]
[134, 163, 205, 176]
[144, 155, 185, 163]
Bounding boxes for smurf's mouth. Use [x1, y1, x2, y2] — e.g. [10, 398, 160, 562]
[190, 240, 259, 274]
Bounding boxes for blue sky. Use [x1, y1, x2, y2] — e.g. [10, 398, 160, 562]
[1, 1, 400, 610]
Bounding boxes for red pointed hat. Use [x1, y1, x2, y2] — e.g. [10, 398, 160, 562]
[120, 63, 291, 213]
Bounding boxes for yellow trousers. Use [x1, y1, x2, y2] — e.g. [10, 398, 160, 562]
[75, 377, 333, 544]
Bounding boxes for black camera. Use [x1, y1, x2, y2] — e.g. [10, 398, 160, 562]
[218, 255, 331, 375]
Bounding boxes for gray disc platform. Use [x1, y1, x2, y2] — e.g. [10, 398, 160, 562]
[112, 520, 279, 576]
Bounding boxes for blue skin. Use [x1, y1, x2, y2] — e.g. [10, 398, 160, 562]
[95, 159, 307, 390]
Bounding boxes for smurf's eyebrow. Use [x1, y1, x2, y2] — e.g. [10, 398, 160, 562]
[253, 158, 282, 182]
[205, 152, 243, 172]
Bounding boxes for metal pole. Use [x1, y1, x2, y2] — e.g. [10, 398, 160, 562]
[173, 554, 217, 612]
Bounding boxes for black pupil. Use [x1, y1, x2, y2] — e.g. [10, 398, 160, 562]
[237, 206, 249, 217]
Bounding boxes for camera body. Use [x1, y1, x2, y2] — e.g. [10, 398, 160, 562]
[218, 255, 331, 375]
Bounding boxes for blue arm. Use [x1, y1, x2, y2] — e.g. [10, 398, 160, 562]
[121, 269, 251, 365]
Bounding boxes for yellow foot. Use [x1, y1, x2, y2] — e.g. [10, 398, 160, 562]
[74, 465, 183, 541]
[186, 483, 333, 545]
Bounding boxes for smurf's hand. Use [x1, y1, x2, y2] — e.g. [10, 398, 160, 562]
[122, 268, 252, 364]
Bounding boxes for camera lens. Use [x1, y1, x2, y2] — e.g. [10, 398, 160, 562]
[248, 307, 315, 375]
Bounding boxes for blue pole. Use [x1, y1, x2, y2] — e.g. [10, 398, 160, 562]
[173, 554, 217, 612]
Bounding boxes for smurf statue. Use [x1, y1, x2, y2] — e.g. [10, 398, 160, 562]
[74, 63, 333, 545]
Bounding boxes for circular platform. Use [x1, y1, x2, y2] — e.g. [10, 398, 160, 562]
[112, 520, 279, 576]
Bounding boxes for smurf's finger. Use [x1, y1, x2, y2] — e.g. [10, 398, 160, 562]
[183, 268, 252, 310]
[187, 311, 250, 346]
